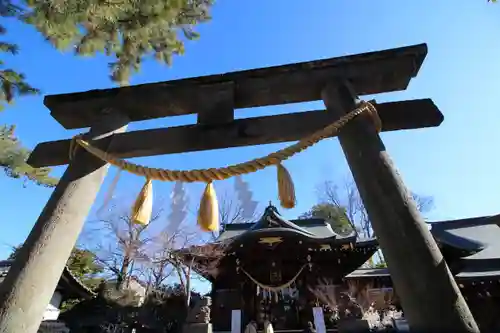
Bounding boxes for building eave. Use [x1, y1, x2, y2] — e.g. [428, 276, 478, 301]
[56, 266, 96, 300]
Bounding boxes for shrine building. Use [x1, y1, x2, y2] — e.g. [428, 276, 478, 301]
[176, 206, 500, 332]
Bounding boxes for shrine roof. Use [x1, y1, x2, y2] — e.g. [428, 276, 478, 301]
[216, 205, 368, 244]
[347, 263, 500, 281]
[346, 214, 500, 280]
[429, 214, 500, 261]
[0, 260, 95, 300]
[346, 267, 391, 278]
[217, 219, 340, 241]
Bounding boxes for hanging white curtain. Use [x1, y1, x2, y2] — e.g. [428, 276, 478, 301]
[263, 320, 274, 333]
[244, 322, 257, 333]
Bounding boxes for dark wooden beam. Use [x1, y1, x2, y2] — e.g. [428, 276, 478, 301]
[28, 99, 442, 168]
[197, 81, 235, 125]
[44, 44, 427, 129]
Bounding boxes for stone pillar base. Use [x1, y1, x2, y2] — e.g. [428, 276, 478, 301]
[183, 323, 213, 333]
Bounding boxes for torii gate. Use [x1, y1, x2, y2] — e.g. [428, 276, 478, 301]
[0, 43, 479, 333]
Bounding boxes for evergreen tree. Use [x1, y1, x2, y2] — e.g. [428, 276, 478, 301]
[0, 0, 39, 109]
[0, 125, 58, 186]
[300, 203, 355, 235]
[0, 35, 38, 109]
[8, 244, 103, 288]
[0, 0, 58, 186]
[0, 0, 213, 186]
[23, 0, 214, 85]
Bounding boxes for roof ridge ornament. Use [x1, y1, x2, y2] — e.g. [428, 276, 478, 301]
[265, 202, 279, 214]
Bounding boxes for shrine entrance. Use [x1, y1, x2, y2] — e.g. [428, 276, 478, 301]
[0, 43, 480, 333]
[252, 283, 301, 330]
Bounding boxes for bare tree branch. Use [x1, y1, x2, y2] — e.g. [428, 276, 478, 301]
[314, 178, 435, 267]
[80, 188, 232, 300]
[412, 193, 434, 215]
[83, 199, 165, 290]
[316, 178, 434, 239]
[141, 223, 198, 291]
[219, 191, 245, 226]
[202, 189, 261, 241]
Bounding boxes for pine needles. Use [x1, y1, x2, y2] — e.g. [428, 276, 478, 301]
[23, 0, 214, 85]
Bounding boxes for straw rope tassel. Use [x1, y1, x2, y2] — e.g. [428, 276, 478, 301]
[198, 182, 219, 232]
[131, 178, 153, 225]
[277, 163, 296, 209]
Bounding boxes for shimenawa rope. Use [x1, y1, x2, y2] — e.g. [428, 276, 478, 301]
[239, 264, 308, 291]
[69, 100, 381, 231]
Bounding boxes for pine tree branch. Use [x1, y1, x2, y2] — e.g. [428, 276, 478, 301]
[0, 125, 58, 187]
[23, 0, 214, 84]
[0, 9, 55, 187]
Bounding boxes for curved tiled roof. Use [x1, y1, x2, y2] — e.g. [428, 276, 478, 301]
[347, 214, 500, 280]
[176, 205, 379, 281]
[59, 265, 96, 299]
[429, 214, 500, 260]
[217, 205, 364, 244]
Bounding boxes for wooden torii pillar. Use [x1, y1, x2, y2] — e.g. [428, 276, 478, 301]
[322, 83, 478, 333]
[0, 43, 478, 333]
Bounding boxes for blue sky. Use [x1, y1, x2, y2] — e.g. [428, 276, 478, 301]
[0, 0, 499, 290]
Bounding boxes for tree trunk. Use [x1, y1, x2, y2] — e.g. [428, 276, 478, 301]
[0, 111, 129, 333]
[117, 256, 132, 290]
[321, 83, 478, 333]
[185, 258, 194, 308]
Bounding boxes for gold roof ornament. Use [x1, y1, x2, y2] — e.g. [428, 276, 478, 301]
[319, 244, 332, 251]
[258, 237, 283, 246]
